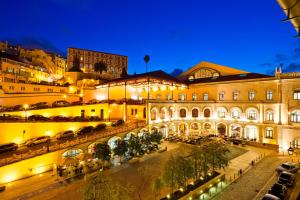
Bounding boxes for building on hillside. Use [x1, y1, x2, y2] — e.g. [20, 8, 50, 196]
[67, 47, 128, 79]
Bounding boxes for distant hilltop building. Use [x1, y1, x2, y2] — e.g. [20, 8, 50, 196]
[67, 47, 128, 80]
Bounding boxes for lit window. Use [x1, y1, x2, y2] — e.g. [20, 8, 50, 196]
[291, 111, 300, 122]
[219, 92, 225, 101]
[156, 94, 161, 100]
[293, 91, 300, 100]
[179, 93, 186, 101]
[247, 109, 257, 120]
[233, 91, 239, 101]
[166, 94, 172, 100]
[266, 91, 273, 100]
[204, 108, 210, 117]
[218, 109, 226, 118]
[266, 111, 274, 121]
[192, 93, 197, 101]
[265, 127, 273, 139]
[203, 93, 208, 101]
[248, 91, 255, 101]
[232, 109, 240, 119]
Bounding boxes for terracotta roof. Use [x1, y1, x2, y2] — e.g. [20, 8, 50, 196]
[188, 73, 273, 84]
[100, 70, 185, 85]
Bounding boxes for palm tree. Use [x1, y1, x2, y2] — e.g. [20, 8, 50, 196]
[144, 55, 150, 73]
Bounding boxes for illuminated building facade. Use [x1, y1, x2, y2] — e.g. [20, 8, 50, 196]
[67, 47, 128, 79]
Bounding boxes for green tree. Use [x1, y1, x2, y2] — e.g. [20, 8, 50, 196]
[94, 61, 107, 74]
[84, 171, 133, 200]
[162, 154, 176, 195]
[190, 146, 202, 181]
[150, 130, 163, 144]
[121, 67, 128, 77]
[174, 155, 193, 190]
[114, 139, 127, 162]
[152, 178, 164, 200]
[144, 55, 150, 72]
[94, 142, 111, 161]
[207, 141, 230, 171]
[69, 54, 82, 72]
[127, 135, 143, 156]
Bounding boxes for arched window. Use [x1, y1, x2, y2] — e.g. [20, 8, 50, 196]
[192, 109, 199, 118]
[204, 123, 211, 129]
[231, 109, 240, 119]
[247, 109, 257, 120]
[291, 110, 300, 122]
[151, 109, 157, 120]
[265, 127, 273, 138]
[204, 108, 210, 118]
[217, 108, 226, 118]
[160, 108, 166, 119]
[266, 111, 274, 121]
[179, 109, 187, 118]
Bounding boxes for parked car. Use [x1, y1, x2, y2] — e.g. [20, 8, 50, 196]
[71, 101, 82, 106]
[0, 185, 6, 192]
[262, 194, 280, 200]
[89, 116, 101, 121]
[278, 171, 295, 187]
[55, 130, 75, 140]
[28, 115, 50, 121]
[72, 116, 89, 122]
[93, 124, 107, 131]
[112, 119, 124, 127]
[87, 99, 100, 104]
[0, 143, 18, 153]
[0, 114, 22, 121]
[268, 183, 287, 200]
[25, 136, 51, 147]
[30, 102, 49, 109]
[52, 115, 71, 122]
[52, 100, 70, 107]
[276, 162, 299, 174]
[75, 126, 94, 136]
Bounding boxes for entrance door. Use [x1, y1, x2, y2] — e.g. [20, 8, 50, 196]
[81, 110, 85, 118]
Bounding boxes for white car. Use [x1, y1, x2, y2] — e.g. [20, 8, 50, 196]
[276, 162, 299, 174]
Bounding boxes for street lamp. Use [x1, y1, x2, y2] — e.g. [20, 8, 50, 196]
[23, 104, 28, 122]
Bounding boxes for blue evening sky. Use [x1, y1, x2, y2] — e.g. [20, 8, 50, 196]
[1, 0, 300, 75]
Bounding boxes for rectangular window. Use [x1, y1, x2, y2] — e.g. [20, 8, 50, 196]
[266, 91, 273, 100]
[293, 91, 300, 100]
[192, 93, 197, 101]
[203, 93, 208, 101]
[248, 91, 255, 101]
[219, 92, 224, 101]
[233, 91, 239, 101]
[265, 129, 273, 139]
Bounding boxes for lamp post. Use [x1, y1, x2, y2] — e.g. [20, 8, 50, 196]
[23, 104, 28, 122]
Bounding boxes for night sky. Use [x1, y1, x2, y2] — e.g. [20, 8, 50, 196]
[1, 0, 300, 75]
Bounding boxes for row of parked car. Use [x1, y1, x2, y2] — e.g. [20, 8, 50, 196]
[165, 134, 223, 145]
[0, 119, 124, 154]
[262, 162, 299, 200]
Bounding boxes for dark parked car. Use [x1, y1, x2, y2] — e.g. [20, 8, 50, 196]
[0, 143, 18, 153]
[112, 119, 124, 127]
[93, 124, 107, 131]
[87, 99, 100, 104]
[52, 100, 70, 107]
[0, 115, 22, 121]
[72, 116, 89, 122]
[278, 171, 295, 187]
[89, 116, 101, 121]
[0, 185, 6, 192]
[276, 162, 299, 174]
[30, 102, 49, 109]
[71, 101, 82, 106]
[28, 115, 50, 121]
[55, 130, 75, 140]
[75, 126, 94, 136]
[268, 183, 287, 200]
[25, 136, 51, 147]
[262, 194, 280, 200]
[52, 115, 71, 122]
